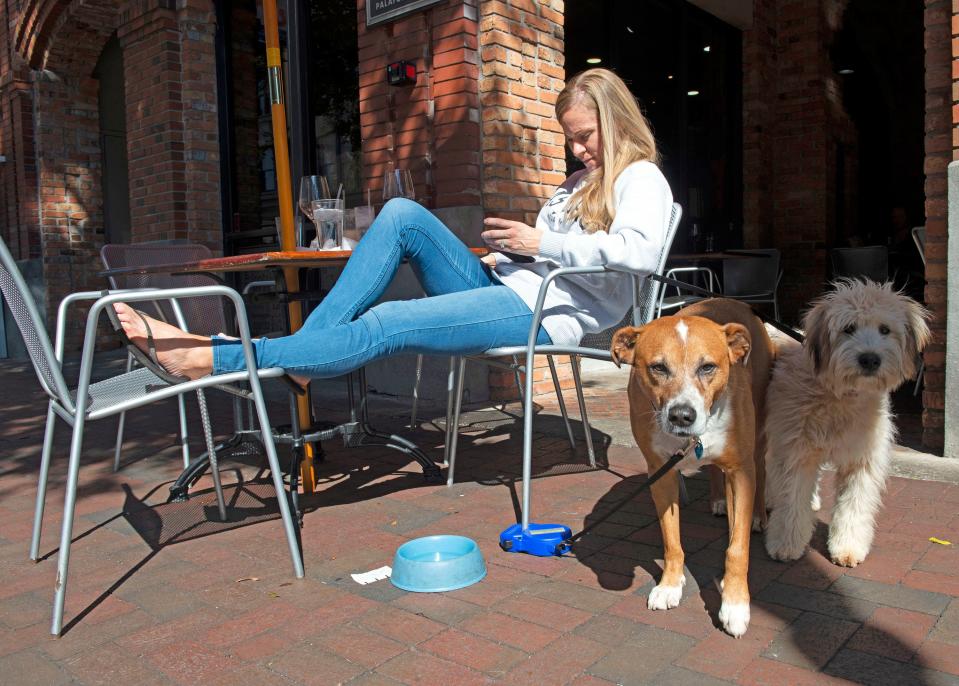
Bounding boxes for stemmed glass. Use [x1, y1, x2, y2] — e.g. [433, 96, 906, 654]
[298, 175, 331, 246]
[383, 169, 415, 202]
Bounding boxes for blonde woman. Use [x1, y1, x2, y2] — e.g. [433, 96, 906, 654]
[113, 68, 673, 384]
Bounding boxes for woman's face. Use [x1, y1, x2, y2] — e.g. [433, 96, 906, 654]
[560, 102, 602, 172]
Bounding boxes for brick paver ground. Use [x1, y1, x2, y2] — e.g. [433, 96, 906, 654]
[1, 357, 957, 685]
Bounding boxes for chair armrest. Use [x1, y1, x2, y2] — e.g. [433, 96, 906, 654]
[55, 288, 161, 361]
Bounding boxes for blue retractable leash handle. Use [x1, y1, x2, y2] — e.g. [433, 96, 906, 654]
[500, 439, 703, 557]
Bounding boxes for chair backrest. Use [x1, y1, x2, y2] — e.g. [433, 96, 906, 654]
[100, 242, 228, 336]
[831, 245, 888, 282]
[723, 249, 781, 297]
[911, 226, 926, 265]
[0, 237, 71, 404]
[578, 202, 682, 350]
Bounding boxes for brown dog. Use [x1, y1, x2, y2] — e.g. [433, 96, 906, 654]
[611, 298, 773, 637]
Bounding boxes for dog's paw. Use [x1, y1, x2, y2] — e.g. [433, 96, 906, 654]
[828, 537, 869, 568]
[752, 514, 766, 533]
[711, 499, 727, 517]
[764, 534, 806, 562]
[647, 577, 685, 610]
[718, 600, 750, 638]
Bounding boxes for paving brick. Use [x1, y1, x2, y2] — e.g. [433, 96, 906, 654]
[587, 624, 695, 684]
[523, 578, 621, 614]
[645, 666, 736, 686]
[316, 623, 407, 669]
[915, 639, 959, 677]
[493, 592, 594, 631]
[572, 613, 647, 647]
[846, 606, 937, 662]
[676, 625, 777, 680]
[930, 599, 959, 645]
[0, 650, 74, 686]
[503, 633, 609, 685]
[607, 593, 714, 639]
[62, 642, 176, 686]
[829, 575, 951, 615]
[757, 581, 877, 622]
[344, 672, 406, 686]
[825, 648, 959, 686]
[144, 640, 243, 686]
[421, 627, 527, 677]
[377, 648, 492, 686]
[914, 545, 959, 576]
[392, 592, 483, 626]
[357, 606, 447, 646]
[738, 656, 852, 685]
[265, 641, 367, 686]
[903, 569, 959, 597]
[762, 611, 858, 670]
[458, 610, 562, 653]
[775, 551, 845, 590]
[227, 631, 289, 662]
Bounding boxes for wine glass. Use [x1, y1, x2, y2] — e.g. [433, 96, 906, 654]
[298, 175, 330, 247]
[382, 169, 415, 202]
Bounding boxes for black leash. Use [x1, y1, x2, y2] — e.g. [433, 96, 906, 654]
[647, 273, 806, 343]
[562, 439, 701, 550]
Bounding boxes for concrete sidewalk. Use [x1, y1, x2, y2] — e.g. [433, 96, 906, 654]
[0, 357, 957, 685]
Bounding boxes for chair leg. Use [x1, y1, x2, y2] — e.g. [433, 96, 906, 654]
[773, 298, 780, 322]
[51, 414, 86, 635]
[113, 352, 135, 471]
[442, 356, 456, 466]
[249, 379, 304, 579]
[29, 403, 57, 561]
[409, 354, 423, 430]
[569, 356, 596, 468]
[177, 395, 191, 469]
[546, 355, 577, 455]
[913, 360, 925, 396]
[195, 389, 227, 521]
[520, 356, 536, 531]
[446, 357, 467, 487]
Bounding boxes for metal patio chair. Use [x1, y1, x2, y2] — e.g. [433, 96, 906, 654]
[831, 245, 889, 282]
[655, 265, 720, 317]
[0, 236, 303, 635]
[444, 202, 683, 488]
[100, 241, 227, 472]
[721, 248, 783, 320]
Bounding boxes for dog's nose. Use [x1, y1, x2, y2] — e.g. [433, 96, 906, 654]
[667, 404, 697, 429]
[858, 352, 881, 373]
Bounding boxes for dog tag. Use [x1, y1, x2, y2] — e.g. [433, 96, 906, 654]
[694, 440, 704, 459]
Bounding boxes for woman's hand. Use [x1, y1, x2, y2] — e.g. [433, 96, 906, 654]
[480, 253, 497, 267]
[481, 217, 542, 256]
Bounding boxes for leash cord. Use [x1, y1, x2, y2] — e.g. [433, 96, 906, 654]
[646, 273, 805, 343]
[563, 441, 694, 547]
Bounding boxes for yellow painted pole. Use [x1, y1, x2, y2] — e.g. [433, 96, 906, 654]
[262, 0, 316, 492]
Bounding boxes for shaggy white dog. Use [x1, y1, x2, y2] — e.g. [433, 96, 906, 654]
[764, 279, 930, 567]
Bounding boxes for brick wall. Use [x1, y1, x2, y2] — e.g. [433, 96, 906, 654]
[922, 0, 951, 453]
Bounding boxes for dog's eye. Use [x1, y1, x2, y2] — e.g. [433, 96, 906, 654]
[843, 324, 857, 335]
[697, 363, 718, 376]
[648, 363, 669, 376]
[879, 324, 890, 335]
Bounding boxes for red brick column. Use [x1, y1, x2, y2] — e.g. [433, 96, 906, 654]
[357, 0, 481, 211]
[478, 0, 569, 400]
[921, 0, 952, 453]
[118, 1, 220, 248]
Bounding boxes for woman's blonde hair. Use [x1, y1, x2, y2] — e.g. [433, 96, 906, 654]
[555, 68, 659, 233]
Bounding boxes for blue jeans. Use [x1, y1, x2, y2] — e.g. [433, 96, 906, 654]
[212, 198, 551, 377]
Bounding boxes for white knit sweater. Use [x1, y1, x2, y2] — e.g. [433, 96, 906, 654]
[493, 160, 673, 346]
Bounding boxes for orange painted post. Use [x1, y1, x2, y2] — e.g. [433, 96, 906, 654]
[262, 0, 316, 492]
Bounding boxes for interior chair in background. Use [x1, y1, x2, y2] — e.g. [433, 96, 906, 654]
[830, 245, 889, 282]
[444, 203, 683, 487]
[101, 242, 227, 472]
[655, 265, 720, 317]
[0, 237, 303, 635]
[721, 248, 783, 320]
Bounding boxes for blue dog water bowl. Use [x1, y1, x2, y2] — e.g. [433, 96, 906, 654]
[390, 535, 487, 593]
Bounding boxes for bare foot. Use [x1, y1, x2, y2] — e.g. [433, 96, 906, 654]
[114, 303, 213, 380]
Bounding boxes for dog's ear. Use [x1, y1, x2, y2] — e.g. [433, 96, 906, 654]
[723, 323, 752, 366]
[802, 301, 830, 374]
[904, 298, 932, 355]
[611, 326, 641, 367]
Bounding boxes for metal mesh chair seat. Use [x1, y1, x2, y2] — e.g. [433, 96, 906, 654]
[0, 236, 304, 635]
[445, 203, 683, 494]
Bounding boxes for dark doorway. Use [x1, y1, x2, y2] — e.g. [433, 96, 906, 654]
[94, 34, 131, 246]
[565, 0, 743, 253]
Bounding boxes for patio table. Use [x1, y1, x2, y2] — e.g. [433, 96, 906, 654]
[101, 247, 488, 502]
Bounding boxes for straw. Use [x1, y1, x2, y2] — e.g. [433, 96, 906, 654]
[337, 183, 344, 208]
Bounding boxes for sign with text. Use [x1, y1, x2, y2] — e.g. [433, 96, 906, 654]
[367, 0, 444, 27]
